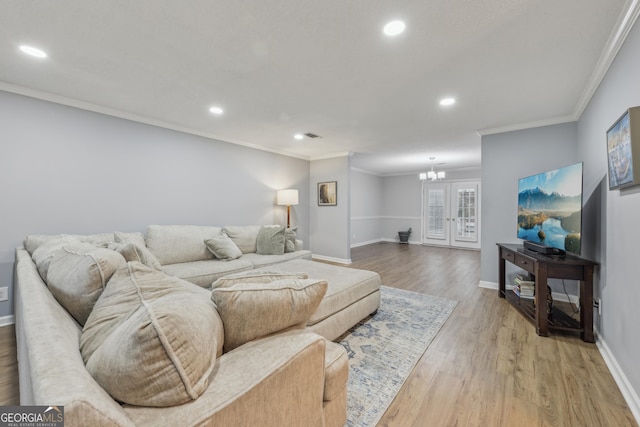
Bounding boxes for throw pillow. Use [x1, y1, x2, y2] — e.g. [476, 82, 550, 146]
[80, 262, 220, 407]
[47, 243, 127, 325]
[204, 232, 243, 261]
[284, 227, 298, 253]
[222, 225, 262, 254]
[113, 231, 162, 270]
[256, 225, 285, 255]
[31, 235, 82, 282]
[211, 278, 327, 352]
[211, 270, 309, 289]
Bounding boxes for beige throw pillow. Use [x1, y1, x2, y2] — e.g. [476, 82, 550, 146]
[256, 225, 285, 255]
[211, 270, 308, 289]
[204, 232, 242, 261]
[47, 243, 127, 325]
[31, 235, 82, 282]
[211, 278, 327, 352]
[81, 262, 220, 407]
[113, 232, 162, 269]
[222, 225, 262, 254]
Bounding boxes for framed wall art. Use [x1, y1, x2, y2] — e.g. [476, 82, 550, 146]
[318, 181, 337, 206]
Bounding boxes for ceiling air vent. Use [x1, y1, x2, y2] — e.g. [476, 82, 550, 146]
[304, 133, 321, 139]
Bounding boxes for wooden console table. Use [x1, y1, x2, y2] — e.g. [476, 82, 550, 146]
[497, 243, 597, 343]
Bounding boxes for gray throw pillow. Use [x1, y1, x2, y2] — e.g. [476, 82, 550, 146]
[204, 232, 243, 261]
[256, 225, 285, 255]
[284, 227, 297, 253]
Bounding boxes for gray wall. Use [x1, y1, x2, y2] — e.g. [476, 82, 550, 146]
[350, 169, 383, 246]
[310, 156, 351, 261]
[0, 90, 310, 319]
[381, 174, 423, 243]
[480, 123, 579, 293]
[575, 16, 640, 402]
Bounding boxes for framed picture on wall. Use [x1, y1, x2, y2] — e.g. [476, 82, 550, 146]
[318, 181, 337, 206]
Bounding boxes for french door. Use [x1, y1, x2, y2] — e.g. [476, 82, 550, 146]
[422, 181, 480, 249]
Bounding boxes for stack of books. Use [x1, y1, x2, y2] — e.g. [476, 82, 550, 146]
[513, 275, 535, 299]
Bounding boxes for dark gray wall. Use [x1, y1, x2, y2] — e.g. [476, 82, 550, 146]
[0, 90, 310, 319]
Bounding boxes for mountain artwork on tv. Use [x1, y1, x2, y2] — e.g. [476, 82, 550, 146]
[517, 162, 583, 254]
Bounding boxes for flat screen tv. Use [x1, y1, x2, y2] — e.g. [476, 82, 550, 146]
[517, 162, 583, 255]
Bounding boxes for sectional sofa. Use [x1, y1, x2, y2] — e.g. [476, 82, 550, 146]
[15, 224, 382, 426]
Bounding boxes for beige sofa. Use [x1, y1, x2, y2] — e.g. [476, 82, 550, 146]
[15, 225, 381, 426]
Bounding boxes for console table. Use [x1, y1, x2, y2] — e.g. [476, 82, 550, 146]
[497, 243, 597, 343]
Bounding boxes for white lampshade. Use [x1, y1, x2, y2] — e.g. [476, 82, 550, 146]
[277, 189, 299, 206]
[437, 171, 445, 179]
[419, 172, 427, 180]
[427, 171, 436, 180]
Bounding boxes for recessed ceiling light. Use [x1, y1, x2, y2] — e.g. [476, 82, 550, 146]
[19, 45, 47, 58]
[208, 106, 224, 115]
[294, 133, 304, 140]
[439, 97, 456, 106]
[383, 20, 406, 36]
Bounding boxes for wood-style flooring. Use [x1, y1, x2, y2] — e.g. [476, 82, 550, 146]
[334, 242, 637, 426]
[0, 242, 636, 426]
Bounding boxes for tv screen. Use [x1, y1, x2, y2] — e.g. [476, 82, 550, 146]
[517, 162, 583, 255]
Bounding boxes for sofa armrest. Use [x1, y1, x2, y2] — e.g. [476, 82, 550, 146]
[124, 330, 327, 427]
[295, 239, 304, 251]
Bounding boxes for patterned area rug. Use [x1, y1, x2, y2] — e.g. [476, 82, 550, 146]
[339, 285, 458, 427]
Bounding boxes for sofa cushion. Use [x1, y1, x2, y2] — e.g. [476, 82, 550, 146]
[107, 241, 162, 271]
[256, 225, 285, 255]
[323, 341, 349, 401]
[47, 243, 127, 325]
[284, 227, 297, 253]
[31, 235, 82, 282]
[222, 225, 262, 254]
[204, 232, 243, 261]
[266, 259, 382, 326]
[211, 278, 328, 352]
[113, 231, 162, 269]
[145, 225, 221, 265]
[161, 258, 254, 288]
[211, 269, 309, 289]
[240, 250, 312, 268]
[81, 262, 220, 407]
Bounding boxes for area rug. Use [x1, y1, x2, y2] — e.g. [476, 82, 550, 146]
[338, 285, 458, 427]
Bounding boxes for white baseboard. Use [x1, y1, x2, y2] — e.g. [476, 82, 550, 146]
[312, 254, 352, 264]
[0, 315, 15, 327]
[479, 280, 498, 289]
[596, 332, 640, 425]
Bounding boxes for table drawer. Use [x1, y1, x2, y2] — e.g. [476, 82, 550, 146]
[501, 250, 515, 263]
[514, 253, 535, 274]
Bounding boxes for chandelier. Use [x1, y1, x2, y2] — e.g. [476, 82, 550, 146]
[419, 157, 445, 181]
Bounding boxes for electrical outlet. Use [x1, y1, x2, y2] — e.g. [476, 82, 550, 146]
[0, 286, 8, 302]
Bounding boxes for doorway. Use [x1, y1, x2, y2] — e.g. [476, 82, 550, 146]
[422, 181, 481, 249]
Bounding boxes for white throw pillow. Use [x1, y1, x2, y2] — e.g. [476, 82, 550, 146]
[204, 232, 243, 261]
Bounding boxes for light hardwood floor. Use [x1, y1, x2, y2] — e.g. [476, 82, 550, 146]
[339, 242, 637, 427]
[0, 242, 636, 426]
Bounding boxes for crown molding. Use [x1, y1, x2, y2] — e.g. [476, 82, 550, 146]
[573, 0, 640, 119]
[478, 0, 640, 137]
[309, 151, 352, 161]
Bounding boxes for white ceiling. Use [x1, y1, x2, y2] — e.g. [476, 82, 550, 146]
[0, 1, 635, 175]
